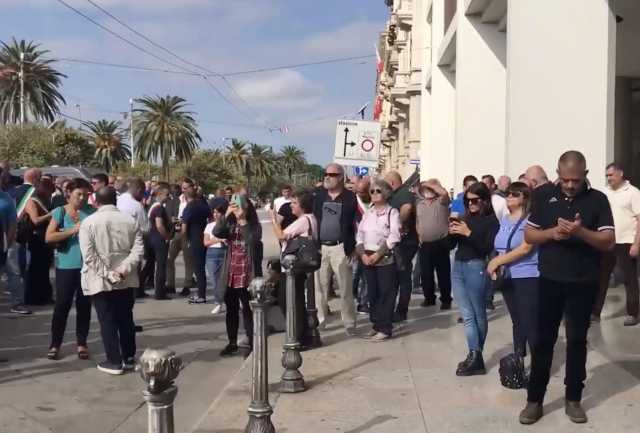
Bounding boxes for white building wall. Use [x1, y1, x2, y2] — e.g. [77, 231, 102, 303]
[506, 0, 616, 188]
[455, 0, 507, 189]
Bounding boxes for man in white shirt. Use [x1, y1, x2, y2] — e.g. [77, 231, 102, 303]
[273, 185, 292, 214]
[594, 163, 640, 326]
[79, 186, 144, 375]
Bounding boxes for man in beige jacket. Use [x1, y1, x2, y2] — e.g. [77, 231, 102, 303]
[79, 186, 144, 375]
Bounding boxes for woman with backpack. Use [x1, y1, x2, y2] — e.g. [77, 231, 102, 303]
[486, 181, 539, 387]
[213, 194, 262, 357]
[271, 189, 318, 348]
[44, 178, 95, 360]
[355, 179, 401, 342]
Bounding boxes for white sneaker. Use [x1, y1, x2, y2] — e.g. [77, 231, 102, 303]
[210, 304, 226, 315]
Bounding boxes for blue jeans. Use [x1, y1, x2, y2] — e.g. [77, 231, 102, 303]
[205, 247, 226, 304]
[452, 259, 488, 352]
[1, 245, 25, 307]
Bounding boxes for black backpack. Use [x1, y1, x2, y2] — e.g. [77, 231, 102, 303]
[498, 353, 529, 389]
[282, 216, 321, 274]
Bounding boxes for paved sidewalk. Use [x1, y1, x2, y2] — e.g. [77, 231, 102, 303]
[193, 286, 640, 433]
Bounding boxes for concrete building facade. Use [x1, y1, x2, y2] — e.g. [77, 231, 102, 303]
[378, 0, 640, 192]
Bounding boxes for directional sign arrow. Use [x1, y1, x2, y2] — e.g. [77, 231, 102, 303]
[343, 127, 357, 157]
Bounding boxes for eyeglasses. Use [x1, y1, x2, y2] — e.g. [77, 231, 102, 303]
[370, 188, 383, 194]
[324, 172, 341, 178]
[466, 197, 482, 205]
[507, 191, 523, 198]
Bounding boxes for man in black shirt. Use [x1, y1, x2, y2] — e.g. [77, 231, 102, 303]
[144, 183, 172, 300]
[182, 178, 211, 304]
[520, 151, 614, 425]
[384, 171, 418, 322]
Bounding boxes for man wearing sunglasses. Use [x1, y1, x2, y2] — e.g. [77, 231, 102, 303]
[312, 163, 358, 333]
[521, 151, 614, 425]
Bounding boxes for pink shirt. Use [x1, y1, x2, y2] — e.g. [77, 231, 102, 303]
[282, 214, 318, 252]
[356, 205, 401, 251]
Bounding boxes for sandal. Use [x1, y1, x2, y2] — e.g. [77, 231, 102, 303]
[47, 347, 59, 360]
[77, 347, 90, 360]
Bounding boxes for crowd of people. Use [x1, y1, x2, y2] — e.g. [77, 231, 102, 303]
[0, 148, 636, 425]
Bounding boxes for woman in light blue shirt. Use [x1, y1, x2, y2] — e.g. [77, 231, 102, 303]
[487, 182, 539, 360]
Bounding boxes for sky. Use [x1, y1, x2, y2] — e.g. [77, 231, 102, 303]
[1, 0, 389, 166]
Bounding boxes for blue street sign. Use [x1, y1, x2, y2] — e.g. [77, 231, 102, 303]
[355, 166, 370, 176]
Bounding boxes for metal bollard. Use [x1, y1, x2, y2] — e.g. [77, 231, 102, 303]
[138, 348, 183, 433]
[280, 254, 306, 393]
[246, 277, 276, 433]
[304, 272, 322, 348]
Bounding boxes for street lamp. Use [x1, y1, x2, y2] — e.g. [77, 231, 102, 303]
[130, 98, 135, 168]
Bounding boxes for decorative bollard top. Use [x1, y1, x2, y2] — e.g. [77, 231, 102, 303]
[249, 277, 269, 304]
[281, 254, 296, 271]
[138, 348, 182, 394]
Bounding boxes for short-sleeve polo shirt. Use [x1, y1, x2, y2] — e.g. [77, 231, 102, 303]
[528, 184, 614, 283]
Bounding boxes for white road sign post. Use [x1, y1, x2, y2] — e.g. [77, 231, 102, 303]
[333, 119, 381, 168]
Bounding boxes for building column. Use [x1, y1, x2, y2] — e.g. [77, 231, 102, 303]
[506, 0, 616, 188]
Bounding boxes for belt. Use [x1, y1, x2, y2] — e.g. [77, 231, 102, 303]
[320, 241, 342, 246]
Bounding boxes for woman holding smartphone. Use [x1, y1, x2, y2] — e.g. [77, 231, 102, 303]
[487, 182, 539, 364]
[449, 182, 499, 376]
[213, 194, 262, 357]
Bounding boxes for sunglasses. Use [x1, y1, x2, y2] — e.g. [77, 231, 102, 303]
[370, 188, 383, 194]
[507, 191, 523, 198]
[324, 172, 341, 178]
[466, 197, 482, 205]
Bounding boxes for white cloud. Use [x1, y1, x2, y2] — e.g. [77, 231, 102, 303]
[233, 69, 324, 110]
[301, 20, 382, 57]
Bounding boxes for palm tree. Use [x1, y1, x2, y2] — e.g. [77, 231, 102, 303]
[134, 95, 201, 180]
[224, 138, 250, 179]
[84, 119, 130, 172]
[249, 143, 276, 183]
[0, 38, 67, 124]
[279, 145, 306, 180]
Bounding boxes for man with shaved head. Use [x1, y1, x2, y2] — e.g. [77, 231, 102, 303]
[384, 170, 418, 322]
[524, 165, 550, 191]
[520, 151, 614, 425]
[313, 163, 358, 333]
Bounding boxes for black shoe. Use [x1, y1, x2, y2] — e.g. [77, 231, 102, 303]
[179, 287, 191, 297]
[166, 286, 176, 294]
[486, 300, 495, 310]
[455, 350, 486, 376]
[519, 402, 543, 425]
[154, 294, 171, 300]
[421, 299, 436, 307]
[457, 352, 474, 369]
[357, 304, 370, 315]
[134, 325, 144, 333]
[565, 400, 587, 423]
[136, 290, 149, 299]
[187, 296, 206, 304]
[392, 313, 407, 323]
[123, 358, 137, 371]
[10, 305, 32, 315]
[220, 344, 239, 357]
[440, 302, 452, 311]
[97, 361, 124, 375]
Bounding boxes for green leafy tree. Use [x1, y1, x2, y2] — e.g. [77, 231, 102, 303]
[181, 149, 236, 192]
[224, 138, 249, 175]
[248, 143, 275, 186]
[134, 95, 200, 180]
[83, 119, 130, 173]
[279, 145, 306, 180]
[0, 38, 66, 124]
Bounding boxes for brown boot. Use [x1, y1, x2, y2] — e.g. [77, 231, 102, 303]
[565, 400, 587, 423]
[519, 402, 543, 425]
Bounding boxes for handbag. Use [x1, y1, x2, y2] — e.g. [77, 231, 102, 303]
[386, 209, 405, 271]
[492, 215, 526, 291]
[282, 216, 321, 273]
[499, 353, 529, 389]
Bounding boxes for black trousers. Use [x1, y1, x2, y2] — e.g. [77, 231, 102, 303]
[93, 288, 136, 365]
[141, 236, 169, 298]
[294, 273, 309, 345]
[419, 238, 452, 304]
[50, 268, 91, 348]
[395, 242, 418, 316]
[224, 287, 253, 345]
[527, 278, 597, 403]
[364, 263, 398, 336]
[595, 244, 639, 318]
[188, 239, 207, 299]
[501, 277, 539, 357]
[139, 235, 154, 295]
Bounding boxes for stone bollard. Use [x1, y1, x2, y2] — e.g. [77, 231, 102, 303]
[246, 277, 276, 433]
[280, 254, 306, 393]
[304, 271, 322, 348]
[138, 348, 183, 433]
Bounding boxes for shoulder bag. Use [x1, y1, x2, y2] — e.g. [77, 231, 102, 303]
[282, 216, 321, 273]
